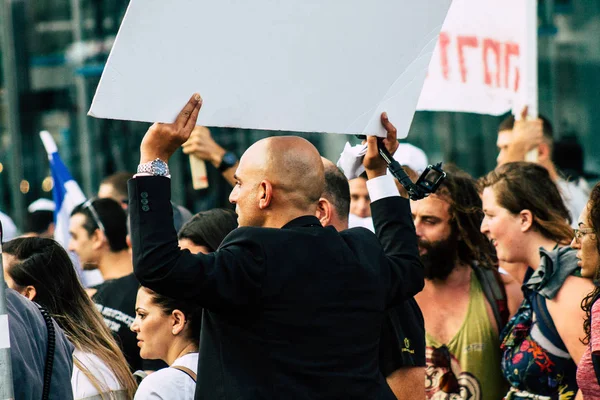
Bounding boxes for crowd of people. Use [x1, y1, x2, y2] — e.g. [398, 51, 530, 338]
[2, 93, 600, 400]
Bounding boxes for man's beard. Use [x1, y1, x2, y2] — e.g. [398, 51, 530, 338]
[419, 233, 459, 281]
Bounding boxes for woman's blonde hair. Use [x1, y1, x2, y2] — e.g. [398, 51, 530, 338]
[4, 238, 137, 399]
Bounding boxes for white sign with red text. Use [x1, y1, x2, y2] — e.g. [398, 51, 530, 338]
[417, 0, 537, 116]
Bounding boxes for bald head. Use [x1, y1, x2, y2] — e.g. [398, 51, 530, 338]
[245, 136, 324, 207]
[230, 136, 325, 227]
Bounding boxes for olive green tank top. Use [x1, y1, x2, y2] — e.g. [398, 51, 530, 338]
[425, 271, 507, 400]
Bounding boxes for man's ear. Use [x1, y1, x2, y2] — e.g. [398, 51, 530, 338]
[47, 222, 56, 237]
[23, 285, 37, 301]
[171, 310, 187, 336]
[536, 142, 551, 163]
[126, 235, 133, 256]
[316, 198, 332, 227]
[519, 209, 534, 232]
[91, 229, 106, 250]
[258, 180, 273, 210]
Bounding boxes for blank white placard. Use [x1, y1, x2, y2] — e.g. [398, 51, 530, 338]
[89, 0, 452, 138]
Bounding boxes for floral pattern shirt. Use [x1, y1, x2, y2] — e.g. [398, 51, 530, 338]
[499, 284, 577, 399]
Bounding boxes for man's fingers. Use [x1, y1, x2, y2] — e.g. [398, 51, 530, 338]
[381, 112, 397, 140]
[365, 135, 379, 158]
[520, 106, 529, 121]
[192, 126, 211, 137]
[182, 143, 198, 154]
[175, 93, 202, 128]
[380, 112, 399, 155]
[183, 100, 203, 135]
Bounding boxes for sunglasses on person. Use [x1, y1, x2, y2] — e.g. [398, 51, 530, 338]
[574, 227, 595, 243]
[82, 199, 106, 234]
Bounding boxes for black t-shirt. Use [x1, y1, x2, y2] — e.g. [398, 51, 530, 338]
[379, 297, 426, 376]
[92, 273, 166, 372]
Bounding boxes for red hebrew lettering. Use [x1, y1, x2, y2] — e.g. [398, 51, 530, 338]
[439, 32, 451, 80]
[483, 39, 501, 87]
[457, 36, 479, 83]
[505, 43, 520, 91]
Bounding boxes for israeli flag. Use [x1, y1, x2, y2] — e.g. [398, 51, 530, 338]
[40, 131, 103, 286]
[40, 131, 86, 247]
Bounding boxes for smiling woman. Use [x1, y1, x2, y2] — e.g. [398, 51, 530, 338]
[130, 287, 202, 400]
[478, 162, 593, 400]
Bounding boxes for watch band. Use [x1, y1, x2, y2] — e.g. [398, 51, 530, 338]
[137, 158, 171, 177]
[218, 152, 238, 172]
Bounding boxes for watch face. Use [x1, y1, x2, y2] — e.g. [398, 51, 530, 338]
[151, 159, 168, 175]
[222, 153, 237, 166]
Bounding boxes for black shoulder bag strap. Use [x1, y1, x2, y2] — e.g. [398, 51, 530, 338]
[472, 264, 509, 330]
[36, 304, 55, 400]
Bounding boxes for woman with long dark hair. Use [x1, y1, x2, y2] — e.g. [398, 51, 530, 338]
[130, 287, 202, 399]
[479, 162, 594, 399]
[570, 182, 600, 397]
[3, 237, 137, 399]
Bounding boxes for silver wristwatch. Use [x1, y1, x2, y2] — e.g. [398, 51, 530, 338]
[137, 158, 170, 177]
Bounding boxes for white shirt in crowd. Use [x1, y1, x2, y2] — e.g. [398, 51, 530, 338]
[0, 211, 17, 242]
[72, 349, 127, 400]
[348, 213, 374, 232]
[557, 178, 589, 228]
[134, 353, 198, 400]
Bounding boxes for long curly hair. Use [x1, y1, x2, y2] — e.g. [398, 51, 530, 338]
[436, 165, 496, 268]
[582, 183, 600, 345]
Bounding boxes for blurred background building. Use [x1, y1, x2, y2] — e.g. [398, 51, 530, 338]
[1, 0, 599, 228]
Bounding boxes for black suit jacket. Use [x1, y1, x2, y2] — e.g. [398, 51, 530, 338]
[129, 176, 423, 400]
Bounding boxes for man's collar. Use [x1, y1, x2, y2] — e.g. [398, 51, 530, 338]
[281, 215, 322, 229]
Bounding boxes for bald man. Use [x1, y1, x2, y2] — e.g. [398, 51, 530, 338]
[129, 94, 423, 400]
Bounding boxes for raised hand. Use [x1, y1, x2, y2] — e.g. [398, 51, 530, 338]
[505, 106, 544, 163]
[140, 93, 203, 164]
[363, 112, 399, 179]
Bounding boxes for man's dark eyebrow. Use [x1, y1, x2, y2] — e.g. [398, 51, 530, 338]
[421, 215, 441, 222]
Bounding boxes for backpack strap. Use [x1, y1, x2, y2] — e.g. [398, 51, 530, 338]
[36, 304, 55, 400]
[530, 291, 569, 355]
[171, 365, 197, 382]
[472, 264, 509, 331]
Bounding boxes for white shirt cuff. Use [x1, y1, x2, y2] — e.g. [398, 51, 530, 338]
[133, 172, 171, 179]
[366, 174, 400, 202]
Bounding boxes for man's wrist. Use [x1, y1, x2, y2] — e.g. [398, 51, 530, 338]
[365, 168, 387, 180]
[140, 154, 169, 165]
[210, 147, 227, 168]
[505, 145, 527, 162]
